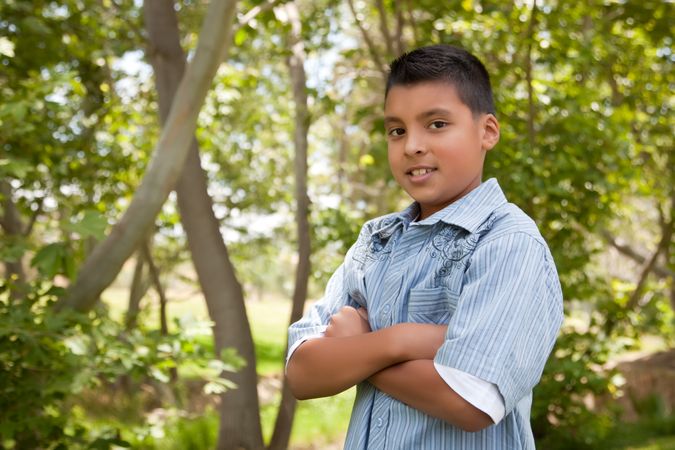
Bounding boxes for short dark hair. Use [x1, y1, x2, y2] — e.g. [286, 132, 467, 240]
[385, 44, 496, 116]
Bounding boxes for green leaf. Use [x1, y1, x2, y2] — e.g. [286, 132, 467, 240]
[234, 28, 248, 46]
[63, 336, 88, 356]
[0, 236, 28, 263]
[149, 367, 170, 383]
[64, 210, 107, 240]
[203, 378, 237, 395]
[30, 243, 67, 278]
[219, 347, 246, 371]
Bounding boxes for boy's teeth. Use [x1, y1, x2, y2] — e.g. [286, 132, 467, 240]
[411, 168, 433, 176]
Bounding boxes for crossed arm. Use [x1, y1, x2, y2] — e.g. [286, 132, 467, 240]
[286, 306, 493, 432]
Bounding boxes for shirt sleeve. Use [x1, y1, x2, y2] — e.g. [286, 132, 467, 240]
[433, 232, 564, 415]
[287, 263, 348, 367]
[285, 332, 326, 371]
[287, 221, 376, 364]
[434, 363, 505, 424]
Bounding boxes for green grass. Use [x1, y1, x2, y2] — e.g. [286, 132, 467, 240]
[246, 300, 292, 375]
[622, 437, 675, 450]
[100, 283, 351, 448]
[152, 411, 219, 450]
[260, 389, 354, 448]
[594, 413, 675, 450]
[249, 299, 353, 447]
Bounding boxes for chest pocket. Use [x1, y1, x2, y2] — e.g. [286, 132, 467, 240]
[406, 286, 458, 325]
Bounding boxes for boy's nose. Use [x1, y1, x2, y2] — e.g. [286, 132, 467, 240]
[404, 133, 427, 156]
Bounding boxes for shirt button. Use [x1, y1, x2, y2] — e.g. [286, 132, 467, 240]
[382, 304, 391, 313]
[376, 418, 383, 427]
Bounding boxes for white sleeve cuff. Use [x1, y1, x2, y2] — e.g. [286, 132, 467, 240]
[284, 327, 326, 372]
[433, 362, 506, 424]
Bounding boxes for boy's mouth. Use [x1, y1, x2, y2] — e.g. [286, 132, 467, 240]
[407, 167, 436, 176]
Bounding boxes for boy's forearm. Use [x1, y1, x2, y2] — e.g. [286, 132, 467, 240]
[368, 360, 493, 432]
[286, 328, 403, 399]
[286, 322, 446, 400]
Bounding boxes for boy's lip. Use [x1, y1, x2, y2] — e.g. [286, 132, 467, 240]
[406, 165, 437, 175]
[406, 165, 437, 182]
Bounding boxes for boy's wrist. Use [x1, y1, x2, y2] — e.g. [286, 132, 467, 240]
[383, 323, 410, 362]
[385, 323, 448, 362]
[380, 323, 418, 362]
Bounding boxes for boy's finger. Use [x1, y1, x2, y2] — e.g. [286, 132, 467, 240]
[356, 307, 369, 321]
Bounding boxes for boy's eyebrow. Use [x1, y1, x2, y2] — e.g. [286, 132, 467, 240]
[384, 108, 453, 127]
[418, 108, 453, 120]
[383, 115, 402, 127]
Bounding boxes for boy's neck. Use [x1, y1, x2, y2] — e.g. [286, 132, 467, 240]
[416, 178, 484, 221]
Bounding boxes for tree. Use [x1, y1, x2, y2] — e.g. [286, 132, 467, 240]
[143, 0, 263, 447]
[1, 1, 671, 447]
[56, 0, 239, 313]
[268, 3, 312, 448]
[0, 0, 145, 293]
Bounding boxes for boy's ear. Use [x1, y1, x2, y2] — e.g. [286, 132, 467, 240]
[481, 114, 500, 151]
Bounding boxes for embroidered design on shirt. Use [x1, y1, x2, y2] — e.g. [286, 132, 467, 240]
[351, 216, 399, 268]
[428, 227, 478, 280]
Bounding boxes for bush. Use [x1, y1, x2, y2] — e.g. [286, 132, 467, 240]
[0, 281, 240, 449]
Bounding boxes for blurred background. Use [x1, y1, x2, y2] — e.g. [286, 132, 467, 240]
[0, 0, 672, 448]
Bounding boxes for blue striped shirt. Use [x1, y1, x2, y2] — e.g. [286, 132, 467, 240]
[288, 178, 563, 449]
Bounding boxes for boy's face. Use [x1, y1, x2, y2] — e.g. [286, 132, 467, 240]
[384, 81, 500, 220]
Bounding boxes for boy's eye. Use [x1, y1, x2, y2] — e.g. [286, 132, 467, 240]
[429, 121, 448, 129]
[388, 128, 405, 137]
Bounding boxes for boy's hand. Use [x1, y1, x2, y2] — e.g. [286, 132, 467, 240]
[326, 306, 371, 338]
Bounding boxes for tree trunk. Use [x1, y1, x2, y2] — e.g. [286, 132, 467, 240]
[143, 0, 263, 448]
[268, 2, 312, 449]
[126, 250, 149, 330]
[141, 242, 169, 336]
[0, 180, 27, 299]
[56, 0, 239, 312]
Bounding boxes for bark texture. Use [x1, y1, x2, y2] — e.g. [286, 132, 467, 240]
[268, 2, 312, 448]
[0, 181, 27, 297]
[143, 0, 263, 448]
[125, 251, 148, 330]
[57, 0, 239, 312]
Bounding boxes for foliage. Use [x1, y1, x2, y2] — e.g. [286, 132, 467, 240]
[0, 280, 241, 449]
[152, 410, 219, 450]
[329, 1, 673, 445]
[0, 0, 673, 447]
[598, 408, 675, 450]
[532, 328, 620, 448]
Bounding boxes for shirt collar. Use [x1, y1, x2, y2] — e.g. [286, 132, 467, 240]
[370, 202, 419, 241]
[411, 178, 507, 233]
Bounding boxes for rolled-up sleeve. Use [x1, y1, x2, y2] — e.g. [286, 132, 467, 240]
[286, 263, 347, 364]
[434, 232, 564, 414]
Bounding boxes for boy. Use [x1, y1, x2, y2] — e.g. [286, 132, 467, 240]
[286, 44, 563, 449]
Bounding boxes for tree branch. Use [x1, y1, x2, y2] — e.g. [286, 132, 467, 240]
[125, 249, 148, 331]
[57, 0, 240, 312]
[525, 0, 538, 152]
[237, 0, 280, 30]
[374, 0, 394, 57]
[141, 242, 169, 336]
[405, 0, 418, 47]
[23, 197, 43, 237]
[601, 230, 673, 279]
[393, 1, 406, 56]
[268, 2, 312, 448]
[625, 217, 673, 310]
[346, 0, 388, 78]
[0, 180, 27, 288]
